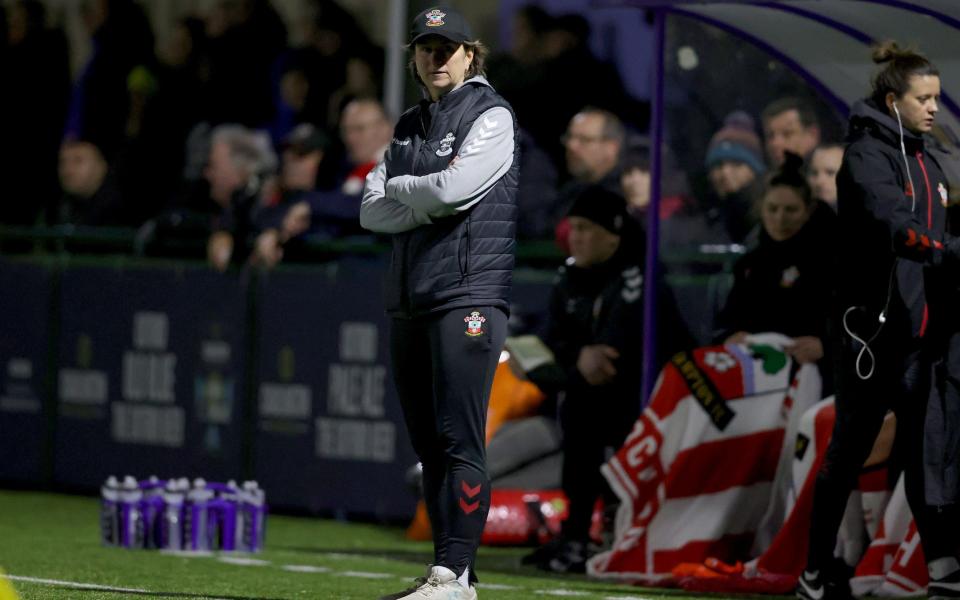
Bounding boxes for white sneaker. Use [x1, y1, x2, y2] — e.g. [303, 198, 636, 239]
[387, 566, 477, 600]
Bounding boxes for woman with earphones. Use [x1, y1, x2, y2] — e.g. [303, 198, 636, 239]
[796, 42, 960, 600]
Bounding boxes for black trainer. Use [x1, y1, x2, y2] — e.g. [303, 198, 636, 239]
[545, 540, 587, 574]
[796, 569, 826, 600]
[796, 559, 853, 600]
[929, 569, 960, 600]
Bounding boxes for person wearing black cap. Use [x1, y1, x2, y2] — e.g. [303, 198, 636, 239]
[360, 6, 518, 600]
[526, 185, 646, 573]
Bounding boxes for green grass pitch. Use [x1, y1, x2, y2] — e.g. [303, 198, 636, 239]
[0, 490, 761, 600]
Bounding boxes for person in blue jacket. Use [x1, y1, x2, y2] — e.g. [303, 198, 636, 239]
[360, 6, 518, 600]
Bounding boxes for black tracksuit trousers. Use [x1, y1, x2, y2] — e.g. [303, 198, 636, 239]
[808, 337, 957, 572]
[390, 306, 507, 582]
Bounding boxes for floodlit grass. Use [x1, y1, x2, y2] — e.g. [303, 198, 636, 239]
[0, 490, 768, 600]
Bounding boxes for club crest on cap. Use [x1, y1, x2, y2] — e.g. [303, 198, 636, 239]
[425, 9, 446, 27]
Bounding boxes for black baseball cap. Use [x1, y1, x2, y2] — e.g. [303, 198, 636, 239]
[409, 6, 473, 45]
[281, 124, 329, 156]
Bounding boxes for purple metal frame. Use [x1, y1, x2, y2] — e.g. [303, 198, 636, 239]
[640, 8, 666, 402]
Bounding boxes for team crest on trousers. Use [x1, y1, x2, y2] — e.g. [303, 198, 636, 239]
[464, 311, 486, 336]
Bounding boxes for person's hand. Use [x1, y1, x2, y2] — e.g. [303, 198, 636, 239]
[207, 231, 234, 272]
[786, 336, 824, 364]
[576, 345, 619, 386]
[252, 229, 283, 269]
[281, 201, 311, 241]
[724, 331, 749, 345]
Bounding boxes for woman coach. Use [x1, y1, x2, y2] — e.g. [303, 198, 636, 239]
[360, 6, 518, 600]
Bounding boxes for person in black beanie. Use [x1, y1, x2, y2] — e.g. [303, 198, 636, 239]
[527, 185, 646, 573]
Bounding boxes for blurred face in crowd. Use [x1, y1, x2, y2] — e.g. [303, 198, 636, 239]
[763, 109, 820, 166]
[160, 21, 194, 67]
[709, 160, 756, 197]
[280, 69, 310, 113]
[564, 112, 620, 182]
[621, 166, 651, 210]
[568, 216, 621, 267]
[807, 146, 844, 206]
[761, 185, 811, 242]
[414, 36, 474, 101]
[59, 141, 107, 199]
[888, 74, 941, 135]
[341, 100, 392, 165]
[205, 141, 247, 206]
[281, 149, 322, 192]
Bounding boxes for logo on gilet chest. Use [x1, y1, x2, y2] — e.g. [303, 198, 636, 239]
[436, 131, 456, 157]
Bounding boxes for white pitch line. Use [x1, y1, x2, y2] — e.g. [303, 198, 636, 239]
[281, 565, 332, 573]
[4, 574, 152, 594]
[337, 570, 396, 579]
[476, 582, 520, 590]
[217, 556, 271, 567]
[534, 591, 592, 597]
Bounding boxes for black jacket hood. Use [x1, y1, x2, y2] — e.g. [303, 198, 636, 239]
[849, 98, 925, 152]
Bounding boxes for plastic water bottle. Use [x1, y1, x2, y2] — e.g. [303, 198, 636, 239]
[241, 480, 267, 552]
[213, 480, 240, 552]
[100, 476, 120, 546]
[119, 475, 145, 548]
[140, 476, 165, 549]
[160, 479, 185, 550]
[184, 478, 214, 551]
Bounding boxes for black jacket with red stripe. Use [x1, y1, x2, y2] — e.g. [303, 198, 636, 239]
[837, 99, 957, 343]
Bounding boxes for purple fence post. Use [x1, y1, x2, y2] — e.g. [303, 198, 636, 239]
[641, 7, 666, 405]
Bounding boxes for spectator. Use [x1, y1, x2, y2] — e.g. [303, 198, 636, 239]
[672, 111, 767, 250]
[714, 153, 837, 381]
[0, 0, 70, 225]
[66, 0, 155, 160]
[50, 139, 126, 227]
[761, 97, 822, 167]
[527, 186, 645, 574]
[203, 0, 286, 127]
[203, 124, 277, 271]
[251, 123, 329, 267]
[619, 142, 687, 234]
[702, 111, 767, 244]
[806, 143, 844, 210]
[553, 107, 625, 247]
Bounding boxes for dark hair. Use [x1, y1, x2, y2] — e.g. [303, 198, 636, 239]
[408, 39, 489, 91]
[761, 97, 818, 129]
[767, 152, 813, 207]
[869, 40, 939, 107]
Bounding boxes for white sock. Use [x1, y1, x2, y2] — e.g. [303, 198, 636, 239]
[929, 557, 960, 581]
[457, 566, 470, 588]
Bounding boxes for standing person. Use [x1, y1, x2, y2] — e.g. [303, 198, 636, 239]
[796, 42, 960, 600]
[360, 6, 518, 600]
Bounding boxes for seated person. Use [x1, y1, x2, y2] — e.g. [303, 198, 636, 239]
[203, 124, 277, 271]
[714, 152, 837, 386]
[528, 186, 645, 574]
[667, 111, 766, 249]
[806, 143, 844, 211]
[50, 138, 128, 227]
[253, 99, 391, 266]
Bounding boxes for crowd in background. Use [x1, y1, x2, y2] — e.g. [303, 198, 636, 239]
[0, 0, 848, 266]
